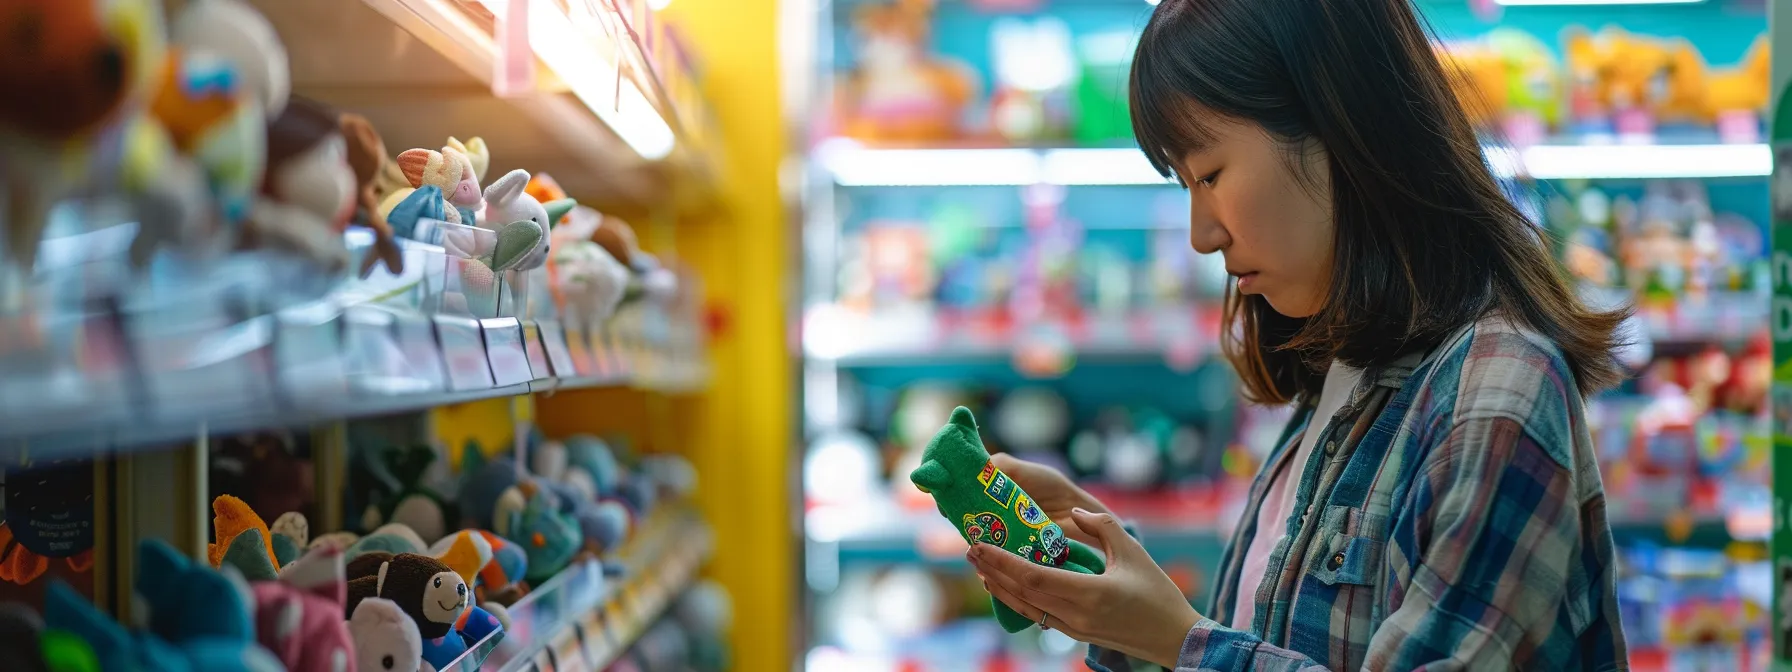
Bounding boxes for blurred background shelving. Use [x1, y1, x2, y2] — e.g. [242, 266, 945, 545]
[796, 0, 1776, 670]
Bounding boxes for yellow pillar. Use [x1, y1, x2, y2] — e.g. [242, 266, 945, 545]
[660, 0, 794, 669]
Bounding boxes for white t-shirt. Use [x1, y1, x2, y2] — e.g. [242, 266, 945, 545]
[1230, 360, 1364, 630]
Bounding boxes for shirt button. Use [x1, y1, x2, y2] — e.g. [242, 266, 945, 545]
[1329, 552, 1346, 570]
[1323, 440, 1338, 456]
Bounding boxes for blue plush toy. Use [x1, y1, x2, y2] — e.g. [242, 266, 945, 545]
[563, 435, 622, 498]
[45, 540, 283, 671]
[492, 482, 582, 585]
[458, 441, 520, 532]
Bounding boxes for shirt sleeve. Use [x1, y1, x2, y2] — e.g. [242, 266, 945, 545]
[1089, 412, 1590, 672]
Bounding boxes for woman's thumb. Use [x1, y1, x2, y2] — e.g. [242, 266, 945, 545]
[1070, 507, 1132, 563]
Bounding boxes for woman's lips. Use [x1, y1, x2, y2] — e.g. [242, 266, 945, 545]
[1235, 272, 1259, 291]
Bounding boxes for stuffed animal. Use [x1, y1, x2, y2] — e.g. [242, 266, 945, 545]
[359, 445, 458, 546]
[909, 407, 1105, 633]
[0, 601, 96, 672]
[550, 238, 631, 325]
[345, 523, 428, 564]
[341, 113, 405, 274]
[208, 495, 278, 572]
[0, 0, 199, 272]
[46, 539, 284, 671]
[564, 434, 623, 499]
[150, 0, 290, 235]
[457, 441, 520, 531]
[344, 552, 468, 641]
[394, 147, 483, 225]
[311, 531, 361, 553]
[491, 482, 582, 584]
[428, 529, 529, 606]
[835, 0, 975, 143]
[245, 96, 356, 271]
[348, 598, 424, 672]
[482, 168, 575, 271]
[246, 546, 357, 672]
[1706, 36, 1770, 120]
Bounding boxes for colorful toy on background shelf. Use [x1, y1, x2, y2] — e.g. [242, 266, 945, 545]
[456, 441, 520, 531]
[348, 597, 424, 672]
[491, 482, 582, 585]
[909, 407, 1105, 633]
[389, 146, 482, 226]
[243, 546, 356, 672]
[836, 0, 975, 143]
[525, 172, 572, 227]
[46, 540, 282, 671]
[446, 136, 490, 185]
[1706, 37, 1770, 120]
[345, 523, 428, 564]
[340, 113, 404, 274]
[358, 444, 457, 546]
[428, 529, 529, 607]
[207, 495, 278, 574]
[269, 512, 309, 566]
[345, 552, 467, 641]
[245, 97, 356, 271]
[210, 432, 315, 536]
[987, 17, 1074, 143]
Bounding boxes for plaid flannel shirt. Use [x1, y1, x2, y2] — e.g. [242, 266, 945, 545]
[1090, 316, 1627, 671]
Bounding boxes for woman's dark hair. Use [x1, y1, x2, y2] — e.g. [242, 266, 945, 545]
[1129, 0, 1627, 404]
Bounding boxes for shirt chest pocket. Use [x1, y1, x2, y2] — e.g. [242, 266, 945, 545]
[1307, 505, 1387, 587]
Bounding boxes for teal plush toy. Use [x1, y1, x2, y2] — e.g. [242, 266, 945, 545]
[493, 482, 582, 584]
[910, 407, 1106, 633]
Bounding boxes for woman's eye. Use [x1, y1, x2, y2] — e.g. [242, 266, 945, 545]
[1196, 170, 1221, 188]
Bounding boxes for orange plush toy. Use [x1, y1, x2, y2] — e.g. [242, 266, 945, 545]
[1706, 36, 1770, 120]
[836, 0, 976, 143]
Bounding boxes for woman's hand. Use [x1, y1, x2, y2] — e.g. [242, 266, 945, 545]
[989, 453, 1108, 545]
[968, 508, 1201, 669]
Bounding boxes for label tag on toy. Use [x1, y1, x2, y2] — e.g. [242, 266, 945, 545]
[393, 313, 450, 392]
[481, 318, 534, 387]
[538, 320, 579, 379]
[520, 320, 554, 382]
[434, 315, 496, 391]
[274, 301, 348, 401]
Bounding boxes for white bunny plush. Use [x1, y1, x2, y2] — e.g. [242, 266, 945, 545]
[481, 169, 575, 271]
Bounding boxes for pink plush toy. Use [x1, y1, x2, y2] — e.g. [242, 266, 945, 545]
[250, 546, 358, 672]
[394, 147, 482, 224]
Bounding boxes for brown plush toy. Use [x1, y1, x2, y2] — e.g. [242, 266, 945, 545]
[344, 551, 468, 641]
[591, 216, 641, 267]
[339, 113, 405, 275]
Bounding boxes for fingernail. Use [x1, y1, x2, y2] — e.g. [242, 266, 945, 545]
[1072, 507, 1089, 515]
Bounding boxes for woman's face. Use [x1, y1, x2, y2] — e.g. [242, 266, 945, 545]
[1176, 114, 1334, 318]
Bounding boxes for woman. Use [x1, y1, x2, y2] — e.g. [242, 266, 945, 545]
[966, 0, 1630, 670]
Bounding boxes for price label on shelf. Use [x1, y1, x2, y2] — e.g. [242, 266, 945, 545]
[481, 318, 534, 387]
[274, 302, 347, 400]
[434, 315, 496, 391]
[538, 320, 578, 379]
[393, 313, 449, 392]
[521, 321, 553, 382]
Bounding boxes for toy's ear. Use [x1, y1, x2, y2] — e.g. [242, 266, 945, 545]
[909, 459, 950, 494]
[543, 199, 577, 229]
[492, 487, 527, 537]
[485, 169, 532, 205]
[949, 406, 977, 431]
[491, 221, 544, 271]
[221, 529, 281, 581]
[397, 149, 439, 188]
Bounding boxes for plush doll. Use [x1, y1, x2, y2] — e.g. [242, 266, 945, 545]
[835, 0, 975, 143]
[208, 495, 279, 573]
[46, 540, 283, 671]
[457, 441, 520, 531]
[359, 445, 458, 546]
[550, 238, 631, 325]
[591, 217, 642, 269]
[0, 0, 202, 272]
[482, 168, 575, 271]
[246, 547, 357, 672]
[312, 531, 361, 553]
[344, 552, 468, 641]
[1706, 36, 1770, 119]
[150, 0, 290, 235]
[341, 113, 405, 274]
[395, 147, 482, 225]
[348, 598, 424, 672]
[244, 96, 356, 271]
[564, 435, 623, 500]
[270, 512, 309, 563]
[428, 529, 529, 607]
[345, 523, 428, 564]
[909, 407, 1105, 633]
[491, 482, 582, 584]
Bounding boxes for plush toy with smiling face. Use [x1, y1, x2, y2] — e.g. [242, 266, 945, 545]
[344, 552, 468, 642]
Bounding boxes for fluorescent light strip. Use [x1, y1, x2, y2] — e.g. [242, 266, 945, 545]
[1497, 0, 1700, 5]
[823, 144, 1769, 186]
[477, 0, 676, 160]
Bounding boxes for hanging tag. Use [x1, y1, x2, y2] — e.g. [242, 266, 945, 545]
[493, 0, 536, 97]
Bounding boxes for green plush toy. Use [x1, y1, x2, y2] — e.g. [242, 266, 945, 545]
[909, 407, 1106, 632]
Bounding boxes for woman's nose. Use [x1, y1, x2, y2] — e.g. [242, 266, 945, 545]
[1187, 204, 1228, 255]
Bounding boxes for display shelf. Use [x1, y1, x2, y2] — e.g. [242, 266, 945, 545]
[0, 227, 703, 459]
[803, 304, 1225, 367]
[450, 505, 713, 672]
[815, 141, 1771, 187]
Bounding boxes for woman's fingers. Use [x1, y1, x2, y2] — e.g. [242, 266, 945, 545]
[1069, 508, 1143, 569]
[967, 542, 1098, 602]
